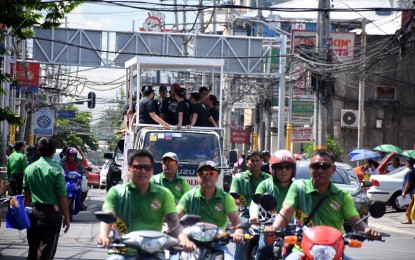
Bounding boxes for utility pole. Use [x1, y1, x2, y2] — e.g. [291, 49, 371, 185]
[277, 35, 287, 150]
[257, 0, 263, 37]
[1, 32, 11, 167]
[198, 0, 204, 31]
[174, 0, 179, 30]
[357, 19, 366, 149]
[313, 0, 331, 149]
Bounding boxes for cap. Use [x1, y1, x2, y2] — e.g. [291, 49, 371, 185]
[171, 83, 181, 91]
[159, 85, 167, 92]
[162, 152, 178, 162]
[175, 87, 186, 98]
[197, 160, 218, 172]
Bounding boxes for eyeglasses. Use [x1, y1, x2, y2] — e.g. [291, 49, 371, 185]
[309, 162, 332, 170]
[197, 170, 217, 177]
[273, 164, 292, 171]
[131, 164, 153, 171]
[163, 160, 176, 166]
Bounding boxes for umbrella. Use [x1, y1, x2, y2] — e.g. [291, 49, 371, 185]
[350, 151, 381, 161]
[373, 144, 403, 154]
[402, 150, 415, 159]
[348, 149, 374, 157]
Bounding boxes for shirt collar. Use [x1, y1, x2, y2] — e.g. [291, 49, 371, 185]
[160, 172, 180, 181]
[126, 182, 157, 193]
[305, 179, 340, 194]
[194, 186, 222, 199]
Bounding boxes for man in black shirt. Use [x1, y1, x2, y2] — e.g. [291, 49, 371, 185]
[189, 92, 217, 127]
[206, 94, 219, 127]
[161, 83, 180, 125]
[139, 85, 170, 129]
[175, 88, 192, 129]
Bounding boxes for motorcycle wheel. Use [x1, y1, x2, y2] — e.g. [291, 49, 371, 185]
[68, 197, 74, 222]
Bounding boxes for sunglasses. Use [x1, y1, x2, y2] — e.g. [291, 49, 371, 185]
[131, 164, 153, 171]
[310, 162, 332, 170]
[197, 170, 217, 177]
[273, 164, 292, 171]
[163, 160, 176, 166]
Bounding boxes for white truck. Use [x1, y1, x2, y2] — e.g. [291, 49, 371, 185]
[120, 56, 234, 191]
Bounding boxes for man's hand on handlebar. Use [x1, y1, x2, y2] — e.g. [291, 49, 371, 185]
[364, 227, 381, 240]
[178, 233, 197, 252]
[232, 228, 245, 244]
[97, 235, 112, 248]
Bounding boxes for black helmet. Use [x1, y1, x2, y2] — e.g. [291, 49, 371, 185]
[141, 85, 154, 96]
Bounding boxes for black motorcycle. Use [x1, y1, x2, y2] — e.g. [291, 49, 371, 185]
[104, 139, 124, 192]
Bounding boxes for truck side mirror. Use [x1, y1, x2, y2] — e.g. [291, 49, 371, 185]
[104, 153, 114, 159]
[229, 150, 238, 164]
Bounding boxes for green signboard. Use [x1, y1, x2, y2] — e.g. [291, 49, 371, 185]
[272, 98, 314, 117]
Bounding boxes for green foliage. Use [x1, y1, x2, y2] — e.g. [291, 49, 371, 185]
[303, 134, 344, 162]
[54, 105, 99, 151]
[0, 0, 83, 39]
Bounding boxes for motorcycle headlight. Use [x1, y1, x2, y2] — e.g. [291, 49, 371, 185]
[136, 236, 166, 253]
[309, 245, 336, 260]
[188, 225, 218, 242]
[68, 173, 77, 179]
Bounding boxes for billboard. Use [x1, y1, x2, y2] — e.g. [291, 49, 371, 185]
[11, 62, 41, 87]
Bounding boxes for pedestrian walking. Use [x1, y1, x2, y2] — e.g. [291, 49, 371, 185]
[401, 158, 415, 224]
[23, 137, 70, 260]
[6, 141, 28, 195]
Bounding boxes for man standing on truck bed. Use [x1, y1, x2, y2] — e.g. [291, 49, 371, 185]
[189, 92, 218, 127]
[161, 83, 180, 125]
[139, 85, 170, 129]
[150, 152, 191, 204]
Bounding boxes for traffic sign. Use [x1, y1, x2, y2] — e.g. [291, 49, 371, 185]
[34, 109, 55, 136]
[291, 116, 312, 125]
[57, 111, 76, 119]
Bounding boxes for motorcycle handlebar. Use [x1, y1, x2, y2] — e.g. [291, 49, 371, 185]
[344, 232, 385, 242]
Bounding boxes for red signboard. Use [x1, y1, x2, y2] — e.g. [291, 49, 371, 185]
[11, 62, 40, 87]
[292, 127, 313, 143]
[231, 130, 250, 143]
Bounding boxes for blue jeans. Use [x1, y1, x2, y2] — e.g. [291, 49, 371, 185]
[234, 242, 245, 260]
[255, 232, 273, 260]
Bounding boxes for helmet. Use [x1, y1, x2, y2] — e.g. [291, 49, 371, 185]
[269, 150, 296, 178]
[66, 147, 78, 155]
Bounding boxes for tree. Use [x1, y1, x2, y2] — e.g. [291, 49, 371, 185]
[54, 105, 99, 151]
[0, 0, 83, 39]
[304, 134, 344, 162]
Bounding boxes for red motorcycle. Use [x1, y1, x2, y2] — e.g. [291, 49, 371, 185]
[283, 201, 387, 260]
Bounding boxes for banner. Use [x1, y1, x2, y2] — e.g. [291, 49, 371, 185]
[231, 130, 250, 143]
[34, 109, 55, 136]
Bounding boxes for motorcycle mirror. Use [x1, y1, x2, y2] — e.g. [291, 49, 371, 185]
[104, 152, 114, 159]
[180, 214, 201, 226]
[228, 150, 238, 164]
[229, 192, 239, 199]
[260, 194, 277, 211]
[369, 201, 386, 219]
[361, 180, 373, 188]
[237, 222, 251, 229]
[95, 211, 116, 224]
[252, 193, 263, 205]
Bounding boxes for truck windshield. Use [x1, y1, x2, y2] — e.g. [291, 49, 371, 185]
[143, 132, 220, 164]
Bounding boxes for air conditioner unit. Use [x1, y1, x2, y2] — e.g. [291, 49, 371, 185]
[341, 109, 360, 128]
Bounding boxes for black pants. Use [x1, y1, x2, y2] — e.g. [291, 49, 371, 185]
[9, 174, 23, 195]
[27, 205, 62, 260]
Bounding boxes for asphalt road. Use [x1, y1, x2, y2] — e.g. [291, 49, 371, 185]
[1, 188, 414, 260]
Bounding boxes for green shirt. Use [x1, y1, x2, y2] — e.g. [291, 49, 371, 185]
[283, 179, 358, 233]
[177, 186, 237, 229]
[255, 178, 291, 212]
[230, 170, 271, 206]
[7, 151, 28, 180]
[103, 182, 176, 255]
[22, 157, 67, 205]
[150, 172, 191, 204]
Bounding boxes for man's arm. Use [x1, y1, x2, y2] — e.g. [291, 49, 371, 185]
[166, 213, 196, 251]
[348, 215, 380, 237]
[58, 196, 70, 233]
[228, 211, 244, 243]
[24, 191, 32, 207]
[97, 209, 116, 248]
[271, 205, 295, 230]
[188, 113, 198, 128]
[208, 116, 218, 127]
[177, 112, 183, 129]
[149, 112, 170, 130]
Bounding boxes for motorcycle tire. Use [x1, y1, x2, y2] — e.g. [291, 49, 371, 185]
[68, 197, 74, 222]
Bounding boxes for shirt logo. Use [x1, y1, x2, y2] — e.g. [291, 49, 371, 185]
[330, 200, 341, 211]
[176, 184, 182, 191]
[151, 199, 161, 210]
[215, 203, 223, 212]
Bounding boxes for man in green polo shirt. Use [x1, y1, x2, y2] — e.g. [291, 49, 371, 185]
[7, 140, 28, 195]
[177, 161, 244, 260]
[270, 149, 380, 259]
[98, 149, 195, 259]
[150, 152, 191, 204]
[230, 150, 271, 260]
[23, 137, 70, 260]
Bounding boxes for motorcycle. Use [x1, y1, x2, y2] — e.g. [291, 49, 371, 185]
[65, 171, 83, 221]
[260, 195, 387, 260]
[182, 221, 253, 260]
[95, 211, 200, 259]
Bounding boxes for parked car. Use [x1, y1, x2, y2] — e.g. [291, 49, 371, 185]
[354, 153, 406, 181]
[99, 160, 110, 189]
[367, 167, 409, 211]
[296, 161, 371, 229]
[87, 165, 101, 188]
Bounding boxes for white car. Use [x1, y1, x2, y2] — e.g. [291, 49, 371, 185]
[367, 167, 409, 211]
[99, 161, 110, 189]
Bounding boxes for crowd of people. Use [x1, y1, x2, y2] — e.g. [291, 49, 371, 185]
[120, 83, 220, 132]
